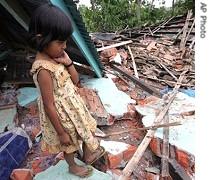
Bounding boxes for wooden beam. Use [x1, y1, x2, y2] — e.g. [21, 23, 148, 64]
[97, 40, 133, 52]
[110, 63, 162, 98]
[100, 121, 182, 137]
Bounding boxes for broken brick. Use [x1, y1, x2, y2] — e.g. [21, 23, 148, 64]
[107, 153, 123, 169]
[31, 159, 43, 174]
[78, 87, 110, 125]
[10, 169, 33, 180]
[123, 145, 137, 160]
[149, 138, 162, 157]
[150, 137, 195, 176]
[100, 48, 118, 59]
[106, 144, 137, 169]
[145, 172, 160, 180]
[176, 149, 190, 169]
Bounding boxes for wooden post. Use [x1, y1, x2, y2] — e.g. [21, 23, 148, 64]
[180, 10, 193, 49]
[161, 112, 170, 178]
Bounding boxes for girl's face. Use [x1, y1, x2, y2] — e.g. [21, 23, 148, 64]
[43, 40, 67, 58]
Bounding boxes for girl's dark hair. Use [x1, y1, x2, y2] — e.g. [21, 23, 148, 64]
[29, 3, 73, 51]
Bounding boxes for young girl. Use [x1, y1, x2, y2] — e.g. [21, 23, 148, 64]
[29, 3, 105, 178]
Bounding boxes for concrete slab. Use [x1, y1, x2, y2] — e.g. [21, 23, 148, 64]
[34, 159, 112, 180]
[17, 87, 39, 107]
[81, 76, 135, 117]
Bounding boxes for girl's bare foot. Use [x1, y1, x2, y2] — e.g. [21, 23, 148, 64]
[64, 152, 93, 177]
[69, 165, 93, 177]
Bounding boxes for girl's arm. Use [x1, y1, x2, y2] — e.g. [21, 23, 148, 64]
[54, 52, 80, 86]
[37, 69, 72, 146]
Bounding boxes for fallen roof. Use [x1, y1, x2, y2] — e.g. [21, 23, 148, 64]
[0, 0, 103, 77]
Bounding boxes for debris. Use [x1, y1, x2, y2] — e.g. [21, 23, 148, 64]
[97, 40, 132, 52]
[100, 140, 137, 169]
[119, 71, 186, 179]
[110, 63, 162, 98]
[81, 76, 135, 118]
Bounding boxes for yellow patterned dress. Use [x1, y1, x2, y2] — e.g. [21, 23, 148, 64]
[31, 59, 99, 154]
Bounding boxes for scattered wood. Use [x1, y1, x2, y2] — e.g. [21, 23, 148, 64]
[92, 13, 194, 93]
[119, 71, 187, 180]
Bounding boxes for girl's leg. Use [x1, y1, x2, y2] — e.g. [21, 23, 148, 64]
[83, 143, 105, 164]
[64, 152, 92, 177]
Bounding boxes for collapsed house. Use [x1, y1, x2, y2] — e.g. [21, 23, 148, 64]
[0, 0, 194, 179]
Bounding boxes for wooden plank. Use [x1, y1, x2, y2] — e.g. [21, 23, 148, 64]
[100, 121, 182, 137]
[119, 71, 187, 180]
[128, 46, 139, 79]
[110, 63, 162, 98]
[97, 40, 133, 52]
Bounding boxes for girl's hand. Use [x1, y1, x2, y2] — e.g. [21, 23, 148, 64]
[59, 131, 72, 146]
[54, 51, 72, 66]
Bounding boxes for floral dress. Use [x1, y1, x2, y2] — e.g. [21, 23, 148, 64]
[31, 59, 99, 154]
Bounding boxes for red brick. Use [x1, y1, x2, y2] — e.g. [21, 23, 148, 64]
[107, 153, 123, 169]
[175, 149, 190, 169]
[146, 172, 160, 180]
[10, 169, 33, 180]
[31, 159, 43, 174]
[149, 138, 161, 156]
[123, 145, 137, 161]
[100, 48, 118, 58]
